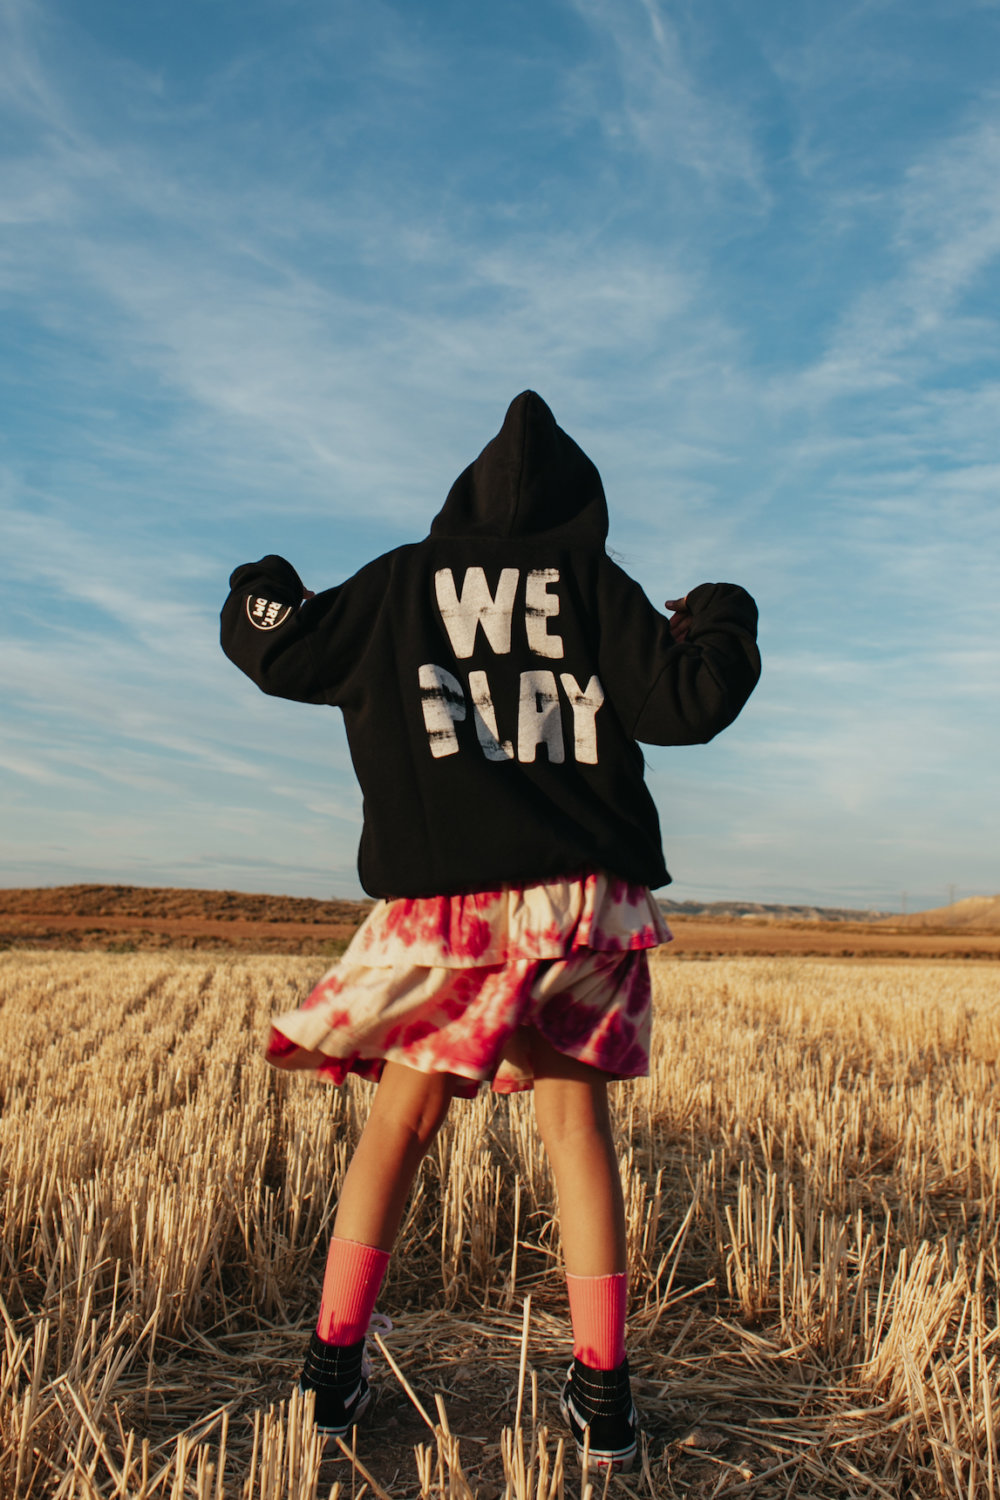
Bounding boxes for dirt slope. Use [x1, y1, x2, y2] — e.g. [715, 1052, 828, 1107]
[0, 884, 370, 954]
[881, 894, 1000, 930]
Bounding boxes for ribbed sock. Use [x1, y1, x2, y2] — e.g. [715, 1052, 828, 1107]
[316, 1236, 390, 1345]
[565, 1271, 628, 1370]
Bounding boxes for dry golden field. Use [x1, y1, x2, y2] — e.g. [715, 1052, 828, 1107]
[2, 949, 999, 1498]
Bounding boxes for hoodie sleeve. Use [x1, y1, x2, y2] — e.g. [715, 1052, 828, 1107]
[220, 555, 349, 705]
[597, 562, 761, 745]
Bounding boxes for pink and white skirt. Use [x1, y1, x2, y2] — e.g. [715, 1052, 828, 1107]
[265, 872, 670, 1096]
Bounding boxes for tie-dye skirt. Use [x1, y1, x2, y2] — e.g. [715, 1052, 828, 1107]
[265, 872, 670, 1095]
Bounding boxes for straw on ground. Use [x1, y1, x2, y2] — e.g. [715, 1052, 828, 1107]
[1, 950, 999, 1496]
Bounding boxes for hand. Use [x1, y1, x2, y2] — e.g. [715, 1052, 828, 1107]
[665, 596, 691, 643]
[302, 588, 316, 601]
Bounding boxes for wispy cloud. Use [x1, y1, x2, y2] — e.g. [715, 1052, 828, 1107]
[565, 0, 768, 200]
[779, 110, 1000, 403]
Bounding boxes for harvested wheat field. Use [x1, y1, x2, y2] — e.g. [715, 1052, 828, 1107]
[2, 951, 999, 1498]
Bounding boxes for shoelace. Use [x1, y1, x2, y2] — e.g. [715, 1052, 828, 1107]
[361, 1312, 393, 1380]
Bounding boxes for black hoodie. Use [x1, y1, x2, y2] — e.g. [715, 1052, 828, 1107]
[221, 392, 760, 897]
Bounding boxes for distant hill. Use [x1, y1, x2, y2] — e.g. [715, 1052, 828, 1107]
[883, 895, 1000, 931]
[661, 896, 1000, 931]
[0, 883, 370, 924]
[659, 899, 892, 923]
[4, 885, 996, 930]
[3, 885, 891, 927]
[0, 884, 370, 954]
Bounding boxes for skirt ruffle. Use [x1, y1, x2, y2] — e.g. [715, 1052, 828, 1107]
[266, 872, 670, 1095]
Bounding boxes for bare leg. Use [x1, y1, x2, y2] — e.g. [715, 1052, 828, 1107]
[529, 1032, 627, 1275]
[332, 1061, 459, 1252]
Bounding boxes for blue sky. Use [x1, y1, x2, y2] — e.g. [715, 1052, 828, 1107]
[2, 0, 998, 910]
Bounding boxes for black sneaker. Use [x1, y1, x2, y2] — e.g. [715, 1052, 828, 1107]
[559, 1356, 638, 1473]
[299, 1331, 372, 1438]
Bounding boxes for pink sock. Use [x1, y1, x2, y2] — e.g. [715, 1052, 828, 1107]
[565, 1271, 628, 1370]
[316, 1237, 390, 1345]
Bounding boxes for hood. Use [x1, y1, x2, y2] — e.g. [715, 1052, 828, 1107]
[430, 391, 609, 545]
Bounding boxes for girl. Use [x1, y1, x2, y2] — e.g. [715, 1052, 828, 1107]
[221, 391, 760, 1473]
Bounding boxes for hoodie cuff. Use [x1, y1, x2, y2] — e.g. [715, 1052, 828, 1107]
[228, 554, 306, 601]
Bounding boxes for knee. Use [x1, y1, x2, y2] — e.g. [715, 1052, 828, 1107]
[369, 1069, 456, 1154]
[418, 1069, 459, 1133]
[535, 1093, 611, 1160]
[411, 1089, 454, 1148]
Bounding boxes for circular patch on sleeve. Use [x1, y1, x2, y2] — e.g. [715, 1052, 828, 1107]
[246, 595, 294, 631]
